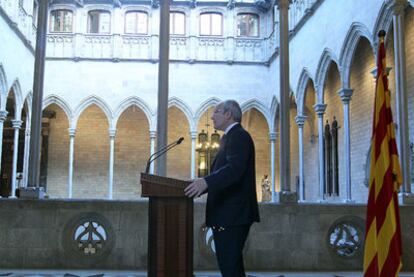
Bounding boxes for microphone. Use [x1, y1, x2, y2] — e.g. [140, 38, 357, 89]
[145, 137, 184, 174]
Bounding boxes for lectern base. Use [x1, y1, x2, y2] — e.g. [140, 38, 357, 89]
[141, 173, 193, 277]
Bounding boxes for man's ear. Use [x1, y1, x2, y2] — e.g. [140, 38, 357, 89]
[224, 111, 232, 120]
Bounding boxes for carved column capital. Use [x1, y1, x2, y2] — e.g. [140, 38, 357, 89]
[190, 131, 198, 140]
[269, 132, 277, 142]
[0, 110, 8, 121]
[295, 115, 307, 127]
[149, 130, 157, 139]
[313, 103, 327, 116]
[11, 119, 23, 129]
[338, 88, 353, 104]
[371, 66, 392, 79]
[277, 0, 292, 9]
[68, 128, 76, 137]
[109, 129, 117, 138]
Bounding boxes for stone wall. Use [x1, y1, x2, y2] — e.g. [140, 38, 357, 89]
[73, 105, 110, 199]
[0, 199, 414, 271]
[167, 107, 192, 180]
[303, 82, 319, 201]
[0, 5, 34, 102]
[45, 104, 70, 198]
[290, 105, 299, 194]
[114, 106, 150, 199]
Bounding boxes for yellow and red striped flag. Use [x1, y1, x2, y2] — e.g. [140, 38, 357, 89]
[363, 30, 403, 277]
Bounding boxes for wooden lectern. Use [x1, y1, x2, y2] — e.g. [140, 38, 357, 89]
[141, 173, 193, 277]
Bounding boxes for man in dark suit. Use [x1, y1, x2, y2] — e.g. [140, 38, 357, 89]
[185, 100, 260, 277]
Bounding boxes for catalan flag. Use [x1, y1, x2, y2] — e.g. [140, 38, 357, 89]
[363, 30, 403, 277]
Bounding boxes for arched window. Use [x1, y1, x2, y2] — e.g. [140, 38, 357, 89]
[49, 9, 73, 33]
[170, 12, 185, 35]
[200, 12, 223, 36]
[125, 11, 148, 34]
[88, 10, 111, 34]
[237, 13, 259, 37]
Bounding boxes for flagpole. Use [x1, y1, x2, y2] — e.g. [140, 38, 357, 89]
[363, 30, 403, 277]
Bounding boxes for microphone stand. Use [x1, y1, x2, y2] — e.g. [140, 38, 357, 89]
[145, 137, 184, 174]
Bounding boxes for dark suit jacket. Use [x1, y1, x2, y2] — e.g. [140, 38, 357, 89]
[204, 123, 260, 227]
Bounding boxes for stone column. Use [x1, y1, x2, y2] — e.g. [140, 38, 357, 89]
[156, 0, 170, 177]
[388, 0, 412, 195]
[269, 132, 277, 202]
[108, 129, 116, 199]
[10, 120, 22, 197]
[314, 103, 327, 201]
[339, 88, 353, 202]
[0, 110, 8, 173]
[28, 0, 48, 191]
[67, 128, 76, 198]
[190, 131, 197, 179]
[295, 115, 306, 202]
[277, 0, 295, 202]
[149, 131, 156, 174]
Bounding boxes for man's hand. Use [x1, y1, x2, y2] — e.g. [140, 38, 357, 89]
[184, 178, 208, 198]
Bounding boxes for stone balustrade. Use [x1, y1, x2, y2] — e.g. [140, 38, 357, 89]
[46, 32, 279, 63]
[0, 199, 414, 271]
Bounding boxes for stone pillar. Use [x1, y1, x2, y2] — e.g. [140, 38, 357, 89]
[0, 110, 8, 173]
[190, 131, 197, 179]
[339, 88, 353, 202]
[149, 131, 156, 174]
[10, 120, 22, 197]
[295, 115, 306, 202]
[277, 0, 296, 202]
[108, 129, 116, 199]
[314, 103, 327, 201]
[269, 132, 277, 202]
[28, 0, 48, 191]
[156, 0, 170, 177]
[67, 128, 76, 198]
[388, 0, 412, 195]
